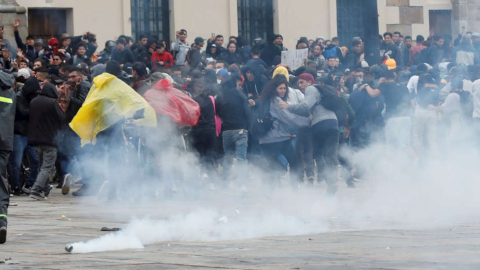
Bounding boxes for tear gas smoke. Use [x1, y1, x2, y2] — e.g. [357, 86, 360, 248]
[66, 117, 480, 253]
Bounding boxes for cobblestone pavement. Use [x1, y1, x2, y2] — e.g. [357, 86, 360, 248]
[1, 182, 480, 270]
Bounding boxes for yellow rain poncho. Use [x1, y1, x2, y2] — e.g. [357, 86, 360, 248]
[69, 73, 157, 146]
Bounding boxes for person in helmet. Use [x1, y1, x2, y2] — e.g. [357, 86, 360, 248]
[99, 40, 115, 63]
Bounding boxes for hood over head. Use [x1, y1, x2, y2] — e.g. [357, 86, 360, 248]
[0, 71, 15, 90]
[273, 66, 289, 82]
[22, 76, 41, 97]
[40, 83, 59, 99]
[242, 61, 266, 79]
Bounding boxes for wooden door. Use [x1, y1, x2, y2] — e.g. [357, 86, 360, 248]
[27, 8, 67, 41]
[429, 10, 452, 36]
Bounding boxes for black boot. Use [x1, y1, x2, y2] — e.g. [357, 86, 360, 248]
[0, 226, 6, 244]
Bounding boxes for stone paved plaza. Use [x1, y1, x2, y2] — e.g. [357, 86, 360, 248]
[1, 181, 480, 270]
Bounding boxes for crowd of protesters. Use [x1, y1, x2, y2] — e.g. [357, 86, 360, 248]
[1, 16, 480, 244]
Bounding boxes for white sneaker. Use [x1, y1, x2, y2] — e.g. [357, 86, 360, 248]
[62, 174, 72, 195]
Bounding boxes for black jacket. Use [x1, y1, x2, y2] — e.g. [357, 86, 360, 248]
[69, 54, 93, 66]
[427, 44, 444, 66]
[343, 51, 361, 71]
[14, 77, 41, 136]
[220, 51, 243, 65]
[66, 80, 90, 124]
[242, 61, 268, 108]
[14, 31, 37, 63]
[206, 40, 227, 59]
[70, 36, 97, 59]
[260, 43, 281, 67]
[28, 83, 64, 147]
[111, 48, 136, 65]
[217, 74, 252, 131]
[192, 94, 216, 132]
[0, 72, 16, 151]
[189, 46, 203, 69]
[380, 42, 403, 67]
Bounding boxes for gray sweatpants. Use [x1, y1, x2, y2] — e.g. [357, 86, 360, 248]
[0, 150, 10, 227]
[32, 145, 57, 194]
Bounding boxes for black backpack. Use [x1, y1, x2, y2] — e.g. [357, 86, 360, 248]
[457, 90, 474, 119]
[250, 100, 273, 136]
[314, 85, 343, 112]
[314, 85, 347, 126]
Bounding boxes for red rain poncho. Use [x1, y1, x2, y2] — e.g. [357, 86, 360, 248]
[143, 79, 200, 126]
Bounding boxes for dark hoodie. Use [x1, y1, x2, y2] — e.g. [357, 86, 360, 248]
[260, 43, 281, 67]
[0, 71, 16, 151]
[28, 83, 65, 147]
[14, 77, 41, 136]
[242, 61, 268, 108]
[217, 74, 252, 131]
[204, 69, 222, 98]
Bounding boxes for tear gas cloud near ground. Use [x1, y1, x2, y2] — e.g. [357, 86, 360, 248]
[67, 124, 480, 253]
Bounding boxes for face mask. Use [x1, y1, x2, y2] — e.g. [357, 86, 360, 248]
[217, 79, 222, 84]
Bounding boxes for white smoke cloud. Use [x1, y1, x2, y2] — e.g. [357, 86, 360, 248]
[67, 115, 480, 253]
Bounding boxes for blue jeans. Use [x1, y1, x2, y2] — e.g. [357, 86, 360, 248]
[222, 130, 248, 180]
[12, 134, 38, 189]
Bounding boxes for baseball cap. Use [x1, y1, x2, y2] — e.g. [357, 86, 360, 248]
[17, 68, 31, 79]
[385, 59, 397, 70]
[216, 69, 228, 77]
[194, 37, 204, 44]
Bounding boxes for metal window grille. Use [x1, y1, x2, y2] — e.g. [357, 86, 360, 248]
[237, 0, 274, 45]
[131, 0, 170, 43]
[337, 0, 365, 46]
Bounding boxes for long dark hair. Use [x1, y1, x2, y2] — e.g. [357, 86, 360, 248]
[227, 42, 238, 54]
[260, 76, 289, 103]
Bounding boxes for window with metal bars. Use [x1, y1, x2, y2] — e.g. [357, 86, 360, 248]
[337, 0, 365, 47]
[131, 0, 170, 43]
[237, 0, 274, 46]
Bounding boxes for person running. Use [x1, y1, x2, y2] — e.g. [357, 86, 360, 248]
[258, 76, 310, 187]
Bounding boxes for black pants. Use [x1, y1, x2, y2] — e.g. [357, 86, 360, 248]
[191, 129, 216, 174]
[0, 151, 11, 228]
[312, 123, 339, 194]
[296, 128, 314, 180]
[261, 140, 301, 183]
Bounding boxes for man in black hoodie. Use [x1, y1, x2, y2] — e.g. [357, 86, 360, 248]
[242, 61, 268, 109]
[217, 73, 252, 181]
[28, 83, 65, 200]
[11, 77, 40, 195]
[0, 71, 15, 244]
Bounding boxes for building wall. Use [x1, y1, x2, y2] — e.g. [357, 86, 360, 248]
[16, 0, 131, 51]
[378, 0, 452, 40]
[274, 0, 336, 50]
[169, 0, 237, 46]
[14, 0, 462, 53]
